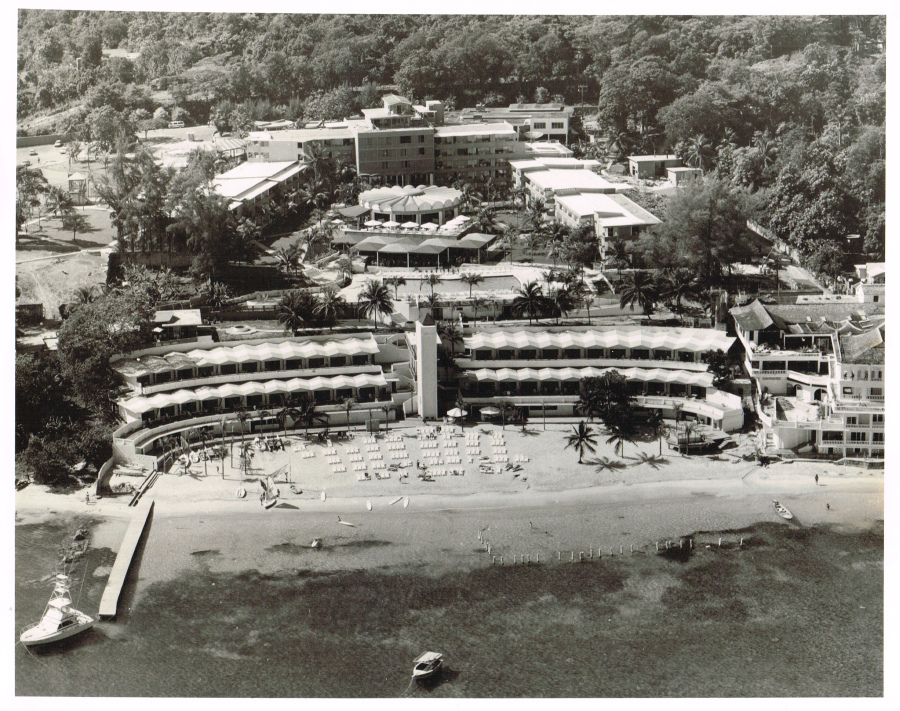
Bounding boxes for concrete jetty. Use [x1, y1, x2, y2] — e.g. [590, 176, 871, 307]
[98, 498, 154, 619]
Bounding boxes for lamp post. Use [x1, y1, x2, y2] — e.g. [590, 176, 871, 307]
[578, 85, 587, 118]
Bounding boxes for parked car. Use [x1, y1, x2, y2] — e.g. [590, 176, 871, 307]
[54, 140, 62, 147]
[168, 121, 185, 129]
[59, 147, 67, 154]
[29, 148, 38, 156]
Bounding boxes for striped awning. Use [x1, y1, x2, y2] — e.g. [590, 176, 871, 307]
[121, 373, 388, 415]
[466, 367, 713, 388]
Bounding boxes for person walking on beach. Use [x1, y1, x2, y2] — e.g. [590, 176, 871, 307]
[815, 473, 819, 485]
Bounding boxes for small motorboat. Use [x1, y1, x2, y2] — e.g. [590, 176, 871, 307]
[20, 574, 93, 647]
[773, 500, 793, 520]
[412, 651, 443, 681]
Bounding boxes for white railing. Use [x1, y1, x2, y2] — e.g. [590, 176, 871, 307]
[140, 365, 380, 395]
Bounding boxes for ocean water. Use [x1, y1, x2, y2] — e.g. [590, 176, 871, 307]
[15, 517, 883, 697]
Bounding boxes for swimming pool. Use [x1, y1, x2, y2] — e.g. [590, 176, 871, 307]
[391, 276, 521, 297]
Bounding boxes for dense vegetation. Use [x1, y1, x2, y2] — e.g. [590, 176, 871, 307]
[17, 12, 885, 260]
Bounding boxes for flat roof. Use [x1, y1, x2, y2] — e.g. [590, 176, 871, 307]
[248, 127, 354, 143]
[555, 192, 661, 225]
[628, 154, 679, 162]
[216, 161, 300, 181]
[527, 169, 617, 193]
[435, 122, 516, 137]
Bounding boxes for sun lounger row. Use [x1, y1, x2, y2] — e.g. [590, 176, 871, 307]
[390, 451, 410, 459]
[369, 453, 383, 461]
[430, 469, 464, 477]
[421, 441, 440, 449]
[492, 455, 509, 462]
[300, 451, 316, 459]
[327, 456, 341, 465]
[332, 466, 347, 473]
[492, 448, 507, 454]
[514, 455, 530, 462]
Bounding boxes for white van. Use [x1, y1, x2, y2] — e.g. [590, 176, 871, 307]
[168, 121, 185, 129]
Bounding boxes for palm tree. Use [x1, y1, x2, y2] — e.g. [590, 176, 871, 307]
[547, 287, 576, 325]
[605, 130, 634, 163]
[188, 427, 210, 476]
[357, 278, 393, 330]
[421, 273, 442, 297]
[460, 273, 484, 297]
[646, 409, 668, 456]
[606, 419, 637, 458]
[527, 198, 547, 232]
[544, 221, 569, 267]
[296, 396, 327, 437]
[582, 294, 595, 325]
[275, 244, 300, 275]
[565, 421, 598, 464]
[681, 420, 697, 457]
[511, 281, 545, 325]
[72, 285, 99, 305]
[471, 296, 487, 322]
[277, 290, 313, 334]
[686, 134, 714, 172]
[421, 294, 442, 320]
[276, 398, 301, 435]
[46, 186, 74, 225]
[438, 321, 464, 356]
[385, 276, 407, 299]
[752, 130, 780, 169]
[342, 396, 357, 430]
[315, 286, 346, 330]
[474, 206, 505, 235]
[618, 271, 658, 316]
[659, 268, 699, 323]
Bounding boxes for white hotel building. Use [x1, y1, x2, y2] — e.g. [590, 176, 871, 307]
[730, 298, 885, 460]
[455, 326, 744, 432]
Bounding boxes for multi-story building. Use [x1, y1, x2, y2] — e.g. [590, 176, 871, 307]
[433, 122, 522, 184]
[456, 326, 744, 432]
[211, 161, 304, 222]
[110, 326, 440, 468]
[554, 192, 662, 258]
[453, 103, 573, 144]
[245, 126, 356, 163]
[730, 298, 885, 460]
[627, 154, 682, 179]
[509, 157, 609, 205]
[246, 95, 533, 188]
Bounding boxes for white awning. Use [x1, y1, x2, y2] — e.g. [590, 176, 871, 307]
[121, 373, 388, 415]
[466, 367, 713, 388]
[464, 329, 735, 353]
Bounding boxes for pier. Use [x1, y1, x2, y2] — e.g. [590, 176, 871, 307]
[98, 498, 154, 619]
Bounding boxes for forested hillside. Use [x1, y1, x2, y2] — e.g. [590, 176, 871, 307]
[17, 12, 886, 258]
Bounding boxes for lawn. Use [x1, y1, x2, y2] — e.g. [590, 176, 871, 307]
[17, 209, 117, 254]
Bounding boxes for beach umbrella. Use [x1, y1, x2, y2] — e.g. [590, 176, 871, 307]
[455, 215, 471, 222]
[480, 406, 501, 417]
[365, 219, 381, 227]
[447, 407, 468, 418]
[401, 221, 419, 229]
[331, 218, 345, 224]
[384, 220, 400, 228]
[420, 222, 438, 230]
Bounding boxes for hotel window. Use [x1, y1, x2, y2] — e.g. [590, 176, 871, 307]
[870, 387, 883, 397]
[849, 431, 867, 442]
[400, 135, 412, 144]
[822, 431, 843, 442]
[533, 122, 546, 129]
[872, 432, 884, 443]
[419, 147, 425, 155]
[308, 357, 325, 369]
[240, 362, 259, 373]
[419, 135, 425, 142]
[873, 414, 884, 424]
[351, 355, 369, 366]
[846, 416, 857, 425]
[551, 122, 564, 129]
[285, 359, 301, 370]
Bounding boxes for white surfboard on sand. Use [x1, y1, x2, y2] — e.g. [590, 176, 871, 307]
[320, 491, 326, 502]
[366, 500, 372, 511]
[337, 516, 356, 527]
[389, 496, 403, 505]
[403, 497, 409, 508]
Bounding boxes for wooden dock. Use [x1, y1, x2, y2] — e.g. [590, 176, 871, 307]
[98, 499, 154, 619]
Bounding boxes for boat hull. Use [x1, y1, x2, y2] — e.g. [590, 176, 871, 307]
[20, 619, 94, 647]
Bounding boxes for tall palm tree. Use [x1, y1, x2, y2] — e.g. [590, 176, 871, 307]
[342, 396, 357, 430]
[646, 409, 668, 457]
[46, 186, 74, 225]
[606, 130, 634, 163]
[474, 206, 505, 235]
[582, 294, 595, 325]
[357, 278, 393, 330]
[275, 244, 300, 275]
[527, 198, 547, 232]
[686, 134, 714, 172]
[547, 287, 576, 325]
[315, 286, 346, 330]
[752, 130, 780, 169]
[421, 294, 442, 320]
[421, 273, 441, 297]
[605, 419, 637, 458]
[565, 421, 598, 464]
[618, 271, 658, 316]
[385, 275, 407, 299]
[544, 221, 570, 267]
[461, 273, 484, 297]
[297, 396, 327, 437]
[277, 290, 313, 334]
[511, 281, 545, 325]
[276, 397, 301, 435]
[471, 296, 487, 321]
[438, 321, 464, 355]
[660, 268, 699, 323]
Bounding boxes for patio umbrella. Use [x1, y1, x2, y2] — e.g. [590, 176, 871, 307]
[383, 220, 400, 228]
[419, 222, 438, 230]
[447, 407, 468, 418]
[331, 218, 345, 224]
[455, 215, 471, 222]
[365, 219, 381, 227]
[480, 406, 501, 417]
[401, 221, 419, 229]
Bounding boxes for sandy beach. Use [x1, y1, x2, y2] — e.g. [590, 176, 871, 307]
[15, 421, 884, 697]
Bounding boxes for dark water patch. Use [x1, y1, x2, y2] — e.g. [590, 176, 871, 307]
[657, 537, 694, 563]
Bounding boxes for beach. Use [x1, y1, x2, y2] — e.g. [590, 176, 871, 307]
[15, 422, 884, 696]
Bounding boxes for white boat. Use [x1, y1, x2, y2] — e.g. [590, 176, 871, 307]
[773, 500, 794, 520]
[20, 574, 94, 647]
[412, 651, 443, 681]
